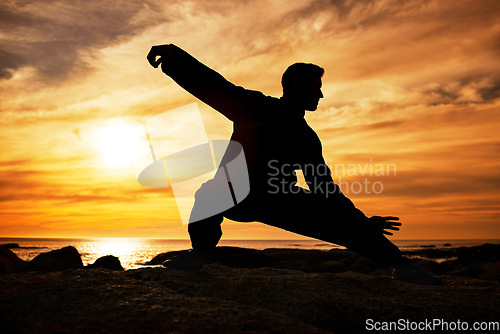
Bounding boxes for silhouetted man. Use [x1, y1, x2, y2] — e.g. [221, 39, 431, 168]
[147, 44, 440, 284]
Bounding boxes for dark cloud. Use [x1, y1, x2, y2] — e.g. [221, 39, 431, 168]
[425, 74, 500, 105]
[0, 0, 165, 81]
[0, 49, 26, 79]
[478, 78, 500, 102]
[425, 87, 460, 105]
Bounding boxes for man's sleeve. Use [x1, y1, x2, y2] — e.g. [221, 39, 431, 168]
[161, 45, 264, 122]
[304, 159, 368, 222]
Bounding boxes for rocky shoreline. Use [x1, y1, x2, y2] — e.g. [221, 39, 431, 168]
[0, 244, 499, 333]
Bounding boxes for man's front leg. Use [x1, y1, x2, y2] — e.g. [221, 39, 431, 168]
[188, 214, 224, 253]
[162, 214, 224, 271]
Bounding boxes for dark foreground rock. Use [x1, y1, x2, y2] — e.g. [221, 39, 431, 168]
[1, 245, 500, 333]
[0, 243, 20, 249]
[26, 246, 84, 272]
[1, 246, 126, 274]
[0, 264, 499, 334]
[150, 245, 500, 281]
[0, 246, 27, 274]
[149, 246, 394, 275]
[88, 255, 124, 271]
[402, 243, 500, 281]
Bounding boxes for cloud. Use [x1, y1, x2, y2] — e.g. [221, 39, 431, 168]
[0, 0, 165, 81]
[424, 75, 500, 105]
[478, 78, 500, 102]
[0, 49, 25, 79]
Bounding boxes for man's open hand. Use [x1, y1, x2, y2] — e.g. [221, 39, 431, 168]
[147, 44, 175, 72]
[368, 216, 402, 236]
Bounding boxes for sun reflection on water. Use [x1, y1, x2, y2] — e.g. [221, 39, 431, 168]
[93, 238, 141, 258]
[80, 238, 153, 269]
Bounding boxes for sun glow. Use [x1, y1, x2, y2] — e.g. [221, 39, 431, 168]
[95, 123, 142, 168]
[87, 238, 145, 268]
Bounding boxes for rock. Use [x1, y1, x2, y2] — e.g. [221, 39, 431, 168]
[0, 246, 499, 333]
[0, 246, 27, 274]
[0, 243, 20, 249]
[147, 249, 190, 265]
[151, 247, 392, 275]
[443, 243, 452, 247]
[27, 246, 84, 272]
[88, 255, 124, 271]
[445, 244, 500, 281]
[2, 264, 498, 334]
[150, 244, 500, 281]
[454, 244, 499, 263]
[402, 248, 455, 259]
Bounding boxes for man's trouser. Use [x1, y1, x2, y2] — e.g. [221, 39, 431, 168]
[188, 180, 402, 266]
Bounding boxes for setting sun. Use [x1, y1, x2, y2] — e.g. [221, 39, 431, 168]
[95, 124, 142, 168]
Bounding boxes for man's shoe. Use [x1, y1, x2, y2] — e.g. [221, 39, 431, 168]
[393, 264, 442, 286]
[162, 250, 204, 271]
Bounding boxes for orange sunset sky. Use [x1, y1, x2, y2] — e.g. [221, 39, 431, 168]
[0, 0, 499, 240]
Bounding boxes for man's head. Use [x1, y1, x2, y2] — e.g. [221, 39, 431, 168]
[282, 63, 324, 111]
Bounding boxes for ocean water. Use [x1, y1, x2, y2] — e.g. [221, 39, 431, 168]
[1, 238, 498, 270]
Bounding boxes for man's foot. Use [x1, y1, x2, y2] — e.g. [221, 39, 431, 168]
[162, 250, 204, 271]
[392, 264, 442, 286]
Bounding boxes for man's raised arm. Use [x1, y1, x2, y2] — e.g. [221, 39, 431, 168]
[147, 44, 261, 122]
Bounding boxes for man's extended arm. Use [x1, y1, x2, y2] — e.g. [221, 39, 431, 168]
[305, 158, 401, 236]
[147, 44, 264, 122]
